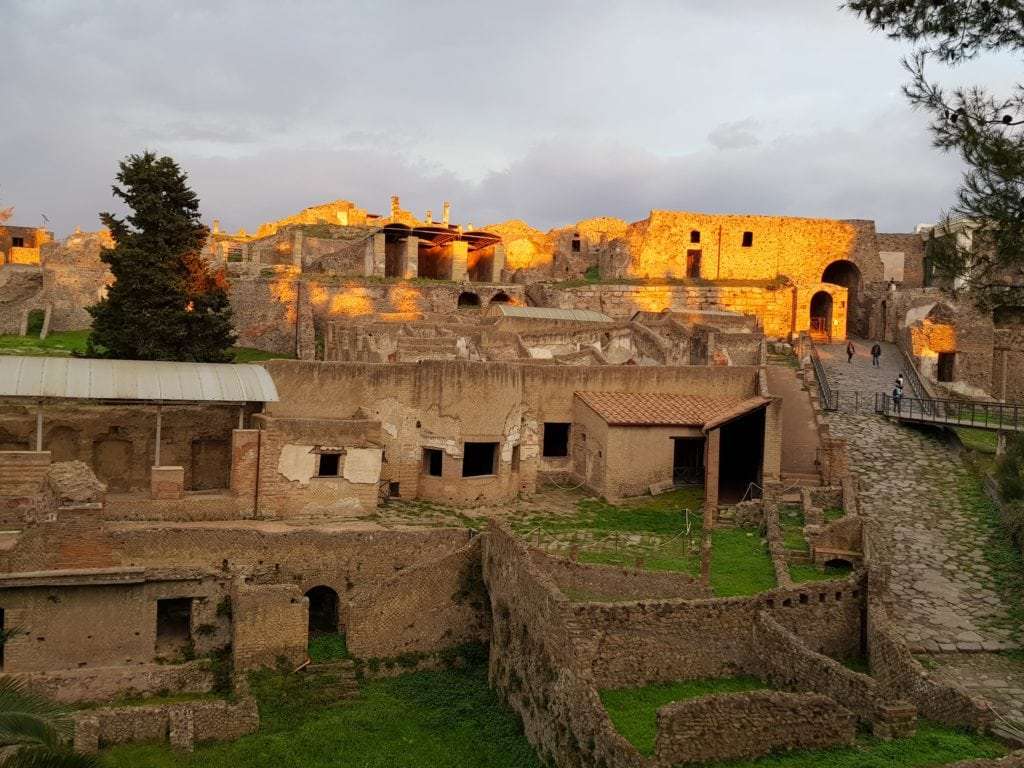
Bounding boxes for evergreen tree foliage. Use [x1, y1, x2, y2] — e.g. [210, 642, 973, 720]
[847, 0, 1024, 308]
[87, 152, 235, 362]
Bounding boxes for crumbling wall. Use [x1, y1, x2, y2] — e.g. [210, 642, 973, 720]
[9, 659, 215, 704]
[531, 550, 708, 602]
[345, 535, 490, 658]
[654, 690, 856, 766]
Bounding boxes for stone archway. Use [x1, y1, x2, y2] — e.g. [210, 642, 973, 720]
[489, 291, 511, 305]
[809, 291, 833, 341]
[457, 291, 481, 308]
[822, 260, 862, 335]
[305, 585, 339, 635]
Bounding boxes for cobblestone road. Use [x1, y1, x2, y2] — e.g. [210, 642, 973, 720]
[817, 340, 1023, 728]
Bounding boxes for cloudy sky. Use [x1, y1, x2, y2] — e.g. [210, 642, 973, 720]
[2, 0, 1020, 237]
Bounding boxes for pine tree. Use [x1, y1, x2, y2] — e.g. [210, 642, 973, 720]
[846, 1, 1024, 308]
[87, 152, 236, 362]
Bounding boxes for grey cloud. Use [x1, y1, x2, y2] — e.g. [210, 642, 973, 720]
[708, 120, 762, 151]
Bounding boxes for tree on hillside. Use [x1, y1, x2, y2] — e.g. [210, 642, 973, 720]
[87, 151, 235, 362]
[846, 1, 1024, 308]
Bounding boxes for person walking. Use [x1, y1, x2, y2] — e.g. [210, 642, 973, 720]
[846, 340, 856, 364]
[892, 382, 903, 414]
[871, 342, 881, 367]
[896, 373, 904, 389]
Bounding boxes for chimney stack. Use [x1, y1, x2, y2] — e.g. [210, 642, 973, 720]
[442, 201, 451, 227]
[390, 195, 401, 220]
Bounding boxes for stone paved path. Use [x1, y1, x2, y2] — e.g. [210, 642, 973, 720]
[765, 364, 820, 478]
[817, 339, 1024, 728]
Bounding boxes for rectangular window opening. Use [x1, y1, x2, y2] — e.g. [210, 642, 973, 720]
[317, 452, 341, 477]
[462, 442, 498, 477]
[543, 423, 570, 458]
[741, 231, 753, 247]
[11, 237, 24, 248]
[690, 230, 700, 244]
[156, 598, 192, 644]
[571, 237, 581, 253]
[423, 448, 443, 477]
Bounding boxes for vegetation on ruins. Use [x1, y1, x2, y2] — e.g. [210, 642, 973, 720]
[86, 152, 236, 362]
[847, 1, 1024, 307]
[99, 661, 541, 768]
[0, 678, 98, 767]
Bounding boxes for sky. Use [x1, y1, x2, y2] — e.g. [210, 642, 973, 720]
[1, 0, 1021, 237]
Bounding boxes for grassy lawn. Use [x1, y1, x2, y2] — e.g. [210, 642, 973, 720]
[599, 677, 770, 755]
[308, 633, 349, 663]
[100, 661, 541, 768]
[513, 489, 775, 597]
[0, 330, 291, 364]
[700, 723, 1004, 768]
[956, 427, 998, 455]
[778, 504, 809, 553]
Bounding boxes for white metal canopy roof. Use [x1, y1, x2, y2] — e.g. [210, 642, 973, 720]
[0, 356, 279, 403]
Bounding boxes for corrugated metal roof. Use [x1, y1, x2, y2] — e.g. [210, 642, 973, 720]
[490, 305, 613, 322]
[575, 391, 768, 428]
[0, 356, 278, 402]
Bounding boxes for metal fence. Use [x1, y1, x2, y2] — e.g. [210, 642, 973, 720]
[806, 335, 838, 411]
[877, 393, 1024, 431]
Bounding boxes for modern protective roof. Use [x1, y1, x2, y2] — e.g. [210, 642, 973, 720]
[0, 356, 278, 403]
[489, 305, 613, 322]
[575, 391, 768, 428]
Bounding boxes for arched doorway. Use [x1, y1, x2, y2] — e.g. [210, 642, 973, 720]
[489, 291, 511, 305]
[305, 585, 339, 635]
[809, 291, 833, 341]
[457, 291, 481, 308]
[822, 260, 862, 335]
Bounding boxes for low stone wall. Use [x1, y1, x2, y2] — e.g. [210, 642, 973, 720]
[345, 535, 490, 658]
[867, 599, 992, 731]
[9, 660, 215, 704]
[809, 515, 864, 566]
[754, 611, 876, 722]
[73, 696, 259, 753]
[531, 550, 708, 602]
[653, 690, 856, 766]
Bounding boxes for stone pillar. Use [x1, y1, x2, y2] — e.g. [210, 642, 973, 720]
[231, 430, 260, 497]
[762, 399, 783, 482]
[704, 428, 720, 517]
[403, 236, 419, 279]
[169, 706, 195, 752]
[449, 241, 469, 282]
[491, 244, 506, 283]
[369, 234, 386, 277]
[442, 201, 451, 226]
[151, 466, 185, 500]
[872, 701, 917, 740]
[292, 229, 304, 269]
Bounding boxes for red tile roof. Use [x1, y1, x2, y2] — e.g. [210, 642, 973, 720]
[575, 391, 769, 428]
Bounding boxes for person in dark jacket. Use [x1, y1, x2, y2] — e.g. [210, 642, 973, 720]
[846, 340, 856, 363]
[871, 342, 882, 367]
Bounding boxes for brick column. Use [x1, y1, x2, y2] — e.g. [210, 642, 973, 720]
[403, 236, 419, 279]
[369, 233, 386, 277]
[704, 428, 720, 516]
[230, 430, 260, 497]
[762, 399, 782, 482]
[449, 241, 469, 282]
[491, 244, 506, 282]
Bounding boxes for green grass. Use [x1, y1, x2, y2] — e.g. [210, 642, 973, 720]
[100, 661, 541, 768]
[789, 562, 854, 583]
[709, 528, 776, 597]
[839, 655, 871, 675]
[700, 722, 1004, 768]
[823, 506, 845, 522]
[958, 469, 1024, 641]
[778, 504, 808, 553]
[0, 329, 89, 356]
[0, 330, 290, 364]
[515, 489, 775, 597]
[600, 677, 769, 755]
[956, 427, 998, 455]
[308, 633, 349, 663]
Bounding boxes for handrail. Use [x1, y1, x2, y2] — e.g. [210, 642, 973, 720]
[803, 333, 837, 411]
[879, 393, 1024, 431]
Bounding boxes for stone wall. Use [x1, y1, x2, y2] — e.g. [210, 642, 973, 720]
[0, 451, 51, 497]
[877, 233, 926, 288]
[345, 535, 490, 658]
[9, 659, 215, 704]
[654, 690, 856, 766]
[232, 582, 308, 672]
[531, 550, 708, 602]
[73, 696, 259, 753]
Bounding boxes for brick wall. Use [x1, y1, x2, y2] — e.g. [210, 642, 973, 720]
[345, 533, 488, 658]
[0, 451, 50, 496]
[530, 550, 708, 602]
[8, 659, 215, 703]
[232, 582, 308, 672]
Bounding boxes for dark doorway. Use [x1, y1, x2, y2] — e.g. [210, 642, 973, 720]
[190, 438, 230, 490]
[718, 408, 766, 503]
[672, 437, 705, 485]
[543, 423, 570, 458]
[809, 291, 833, 341]
[457, 291, 481, 308]
[938, 352, 956, 382]
[489, 291, 511, 304]
[822, 260, 862, 335]
[462, 442, 497, 477]
[423, 448, 443, 477]
[686, 250, 702, 279]
[156, 598, 192, 645]
[305, 586, 339, 635]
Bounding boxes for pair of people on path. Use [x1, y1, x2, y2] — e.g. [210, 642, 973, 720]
[846, 340, 883, 368]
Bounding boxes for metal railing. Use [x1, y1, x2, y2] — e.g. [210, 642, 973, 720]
[877, 393, 1024, 431]
[806, 335, 838, 411]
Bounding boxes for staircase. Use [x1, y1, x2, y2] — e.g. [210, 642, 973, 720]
[300, 660, 360, 704]
[395, 336, 460, 362]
